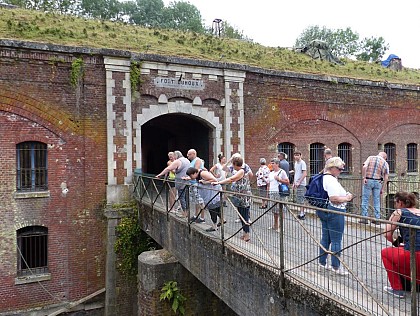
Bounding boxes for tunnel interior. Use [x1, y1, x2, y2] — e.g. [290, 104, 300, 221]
[141, 114, 212, 174]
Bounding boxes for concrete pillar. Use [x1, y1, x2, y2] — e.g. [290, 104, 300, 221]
[104, 206, 120, 316]
[138, 249, 237, 316]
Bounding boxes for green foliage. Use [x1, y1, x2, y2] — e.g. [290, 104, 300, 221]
[356, 36, 389, 62]
[164, 1, 204, 33]
[126, 0, 165, 27]
[295, 25, 389, 61]
[130, 61, 142, 92]
[1, 8, 419, 84]
[70, 57, 84, 88]
[160, 281, 186, 315]
[114, 214, 152, 277]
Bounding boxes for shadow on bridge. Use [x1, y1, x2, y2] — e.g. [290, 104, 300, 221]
[133, 173, 420, 316]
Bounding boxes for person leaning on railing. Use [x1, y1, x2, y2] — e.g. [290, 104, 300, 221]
[382, 191, 420, 299]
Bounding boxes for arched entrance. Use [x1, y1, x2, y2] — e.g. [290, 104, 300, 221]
[141, 114, 212, 174]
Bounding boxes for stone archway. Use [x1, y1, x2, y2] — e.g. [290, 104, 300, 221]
[133, 101, 223, 173]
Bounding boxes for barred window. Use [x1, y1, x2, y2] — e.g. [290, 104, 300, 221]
[338, 143, 352, 174]
[310, 143, 325, 174]
[384, 143, 396, 173]
[16, 142, 48, 191]
[277, 142, 295, 171]
[17, 226, 48, 276]
[407, 143, 418, 172]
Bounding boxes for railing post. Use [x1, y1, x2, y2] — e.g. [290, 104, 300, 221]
[220, 190, 225, 251]
[165, 180, 169, 219]
[278, 201, 285, 291]
[409, 227, 417, 315]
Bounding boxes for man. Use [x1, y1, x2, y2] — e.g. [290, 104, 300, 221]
[322, 148, 333, 173]
[292, 151, 307, 220]
[186, 149, 206, 223]
[324, 148, 333, 162]
[360, 151, 389, 224]
[278, 152, 290, 178]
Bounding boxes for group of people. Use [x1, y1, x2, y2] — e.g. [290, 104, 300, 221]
[156, 148, 420, 299]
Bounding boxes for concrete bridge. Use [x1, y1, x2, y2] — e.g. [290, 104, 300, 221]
[133, 174, 420, 316]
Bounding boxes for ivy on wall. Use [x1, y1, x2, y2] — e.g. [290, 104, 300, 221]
[114, 211, 153, 277]
[70, 57, 84, 88]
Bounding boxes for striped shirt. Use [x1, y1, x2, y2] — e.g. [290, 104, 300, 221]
[363, 155, 389, 180]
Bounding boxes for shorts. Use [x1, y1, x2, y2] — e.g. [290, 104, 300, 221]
[257, 185, 268, 198]
[295, 185, 306, 204]
[268, 191, 287, 214]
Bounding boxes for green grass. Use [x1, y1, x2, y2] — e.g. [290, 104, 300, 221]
[1, 7, 420, 85]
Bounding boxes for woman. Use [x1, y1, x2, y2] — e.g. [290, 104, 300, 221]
[166, 152, 178, 211]
[318, 157, 353, 275]
[256, 158, 270, 209]
[210, 154, 227, 208]
[186, 167, 222, 231]
[213, 156, 251, 242]
[156, 151, 190, 218]
[267, 159, 289, 231]
[382, 191, 420, 299]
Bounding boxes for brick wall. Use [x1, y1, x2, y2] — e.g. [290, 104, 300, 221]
[0, 47, 107, 313]
[243, 72, 420, 176]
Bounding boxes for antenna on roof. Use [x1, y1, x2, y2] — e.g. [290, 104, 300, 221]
[212, 18, 222, 37]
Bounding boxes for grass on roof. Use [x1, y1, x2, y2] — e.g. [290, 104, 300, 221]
[1, 7, 420, 85]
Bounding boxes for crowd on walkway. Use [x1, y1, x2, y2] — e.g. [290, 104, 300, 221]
[155, 148, 420, 299]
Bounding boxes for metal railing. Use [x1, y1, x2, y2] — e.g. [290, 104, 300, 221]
[133, 173, 420, 316]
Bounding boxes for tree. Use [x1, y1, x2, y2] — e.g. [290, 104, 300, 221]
[80, 0, 123, 20]
[125, 0, 165, 27]
[295, 25, 388, 61]
[163, 1, 204, 33]
[295, 26, 360, 58]
[356, 36, 389, 62]
[221, 21, 251, 41]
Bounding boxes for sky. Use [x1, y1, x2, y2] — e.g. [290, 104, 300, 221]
[164, 0, 420, 70]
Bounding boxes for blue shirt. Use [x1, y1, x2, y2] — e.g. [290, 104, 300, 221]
[399, 208, 420, 251]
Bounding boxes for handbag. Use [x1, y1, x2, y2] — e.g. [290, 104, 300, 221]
[277, 170, 290, 196]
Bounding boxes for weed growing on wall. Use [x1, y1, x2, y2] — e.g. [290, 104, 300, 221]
[70, 57, 84, 88]
[160, 281, 186, 315]
[130, 61, 143, 93]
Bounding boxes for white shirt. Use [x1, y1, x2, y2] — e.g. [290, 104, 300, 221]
[213, 162, 226, 181]
[268, 169, 288, 192]
[323, 174, 347, 209]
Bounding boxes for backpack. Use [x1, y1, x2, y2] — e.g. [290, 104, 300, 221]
[304, 174, 329, 208]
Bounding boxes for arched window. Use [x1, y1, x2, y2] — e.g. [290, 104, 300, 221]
[338, 143, 352, 174]
[16, 142, 48, 191]
[407, 143, 418, 172]
[277, 142, 295, 171]
[17, 226, 48, 276]
[310, 143, 325, 174]
[384, 143, 396, 173]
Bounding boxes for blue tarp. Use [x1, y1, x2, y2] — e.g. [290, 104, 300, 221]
[381, 54, 400, 67]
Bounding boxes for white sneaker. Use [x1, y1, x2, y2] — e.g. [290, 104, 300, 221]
[235, 218, 241, 223]
[331, 266, 349, 275]
[318, 263, 331, 270]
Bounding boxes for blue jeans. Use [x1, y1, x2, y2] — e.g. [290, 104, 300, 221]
[318, 205, 345, 269]
[177, 187, 188, 211]
[239, 206, 250, 233]
[361, 179, 382, 219]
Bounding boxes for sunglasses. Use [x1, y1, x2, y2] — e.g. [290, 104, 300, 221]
[335, 167, 345, 171]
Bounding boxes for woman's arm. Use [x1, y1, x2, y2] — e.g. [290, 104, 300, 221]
[329, 194, 353, 204]
[156, 160, 180, 177]
[385, 209, 401, 243]
[213, 169, 244, 185]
